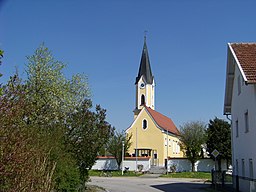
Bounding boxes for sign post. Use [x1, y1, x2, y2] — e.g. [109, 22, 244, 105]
[211, 149, 219, 191]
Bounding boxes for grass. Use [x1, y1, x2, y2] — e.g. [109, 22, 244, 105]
[89, 170, 143, 177]
[161, 171, 211, 180]
[89, 170, 212, 180]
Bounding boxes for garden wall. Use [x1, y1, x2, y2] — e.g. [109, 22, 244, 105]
[168, 158, 228, 172]
[91, 156, 151, 172]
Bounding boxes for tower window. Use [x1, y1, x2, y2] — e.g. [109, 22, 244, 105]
[142, 119, 147, 129]
[141, 95, 145, 105]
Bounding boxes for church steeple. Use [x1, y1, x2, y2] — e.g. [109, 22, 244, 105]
[135, 36, 154, 84]
[134, 36, 155, 118]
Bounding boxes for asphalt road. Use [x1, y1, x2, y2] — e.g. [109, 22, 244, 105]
[89, 176, 211, 192]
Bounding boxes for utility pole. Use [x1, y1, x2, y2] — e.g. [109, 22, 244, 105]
[122, 141, 125, 175]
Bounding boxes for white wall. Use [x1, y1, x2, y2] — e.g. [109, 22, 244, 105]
[91, 157, 151, 172]
[92, 158, 119, 170]
[168, 158, 227, 172]
[230, 62, 256, 192]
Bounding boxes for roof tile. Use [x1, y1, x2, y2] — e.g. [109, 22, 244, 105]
[231, 43, 256, 83]
[145, 106, 180, 135]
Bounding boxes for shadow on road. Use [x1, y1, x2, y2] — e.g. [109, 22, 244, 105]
[151, 182, 211, 192]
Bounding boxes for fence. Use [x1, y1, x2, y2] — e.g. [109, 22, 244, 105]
[211, 170, 233, 191]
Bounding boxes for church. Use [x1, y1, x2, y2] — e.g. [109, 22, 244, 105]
[126, 37, 183, 167]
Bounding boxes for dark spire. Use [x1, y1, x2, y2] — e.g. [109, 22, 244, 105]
[135, 35, 154, 84]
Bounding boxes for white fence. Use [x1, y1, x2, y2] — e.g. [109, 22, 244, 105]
[91, 156, 151, 172]
[168, 158, 228, 172]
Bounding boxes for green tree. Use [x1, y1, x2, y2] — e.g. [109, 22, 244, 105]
[67, 100, 114, 188]
[0, 44, 112, 191]
[24, 44, 90, 191]
[0, 49, 4, 94]
[179, 121, 206, 172]
[0, 74, 53, 191]
[107, 131, 132, 170]
[206, 117, 231, 170]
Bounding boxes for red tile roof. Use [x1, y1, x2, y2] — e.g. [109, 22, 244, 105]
[231, 43, 256, 83]
[145, 106, 180, 135]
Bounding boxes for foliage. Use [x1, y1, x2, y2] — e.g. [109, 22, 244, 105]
[107, 131, 132, 170]
[0, 75, 54, 191]
[67, 100, 114, 186]
[0, 49, 3, 94]
[206, 117, 231, 170]
[24, 44, 91, 191]
[0, 44, 112, 191]
[0, 49, 3, 70]
[179, 121, 206, 172]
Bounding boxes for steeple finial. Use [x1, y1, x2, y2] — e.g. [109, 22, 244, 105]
[144, 30, 148, 43]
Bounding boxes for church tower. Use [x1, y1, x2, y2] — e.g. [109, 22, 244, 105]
[134, 36, 155, 118]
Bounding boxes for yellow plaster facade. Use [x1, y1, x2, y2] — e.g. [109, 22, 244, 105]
[126, 107, 183, 166]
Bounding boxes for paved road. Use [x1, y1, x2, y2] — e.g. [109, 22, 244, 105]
[89, 177, 211, 192]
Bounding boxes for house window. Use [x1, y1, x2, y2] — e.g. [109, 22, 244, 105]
[245, 111, 249, 133]
[141, 95, 145, 105]
[173, 140, 176, 154]
[249, 159, 253, 179]
[236, 120, 239, 137]
[238, 75, 241, 95]
[242, 159, 245, 177]
[142, 119, 147, 129]
[236, 159, 239, 175]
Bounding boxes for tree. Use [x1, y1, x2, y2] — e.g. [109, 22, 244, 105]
[107, 131, 132, 170]
[24, 44, 90, 191]
[206, 117, 231, 170]
[0, 49, 3, 94]
[0, 74, 53, 191]
[67, 100, 114, 187]
[0, 44, 113, 191]
[179, 121, 206, 172]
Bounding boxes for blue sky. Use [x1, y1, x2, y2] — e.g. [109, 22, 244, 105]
[1, 1, 256, 130]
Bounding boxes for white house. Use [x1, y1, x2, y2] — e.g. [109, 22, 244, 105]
[224, 43, 256, 192]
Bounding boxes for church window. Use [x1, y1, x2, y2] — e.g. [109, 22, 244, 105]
[141, 95, 145, 105]
[142, 119, 147, 129]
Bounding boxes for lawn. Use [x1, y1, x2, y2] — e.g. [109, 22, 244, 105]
[161, 172, 211, 180]
[89, 170, 211, 179]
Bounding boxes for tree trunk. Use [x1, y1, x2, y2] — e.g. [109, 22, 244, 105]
[191, 161, 195, 172]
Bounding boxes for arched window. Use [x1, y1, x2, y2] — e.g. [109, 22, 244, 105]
[142, 119, 147, 129]
[141, 95, 145, 105]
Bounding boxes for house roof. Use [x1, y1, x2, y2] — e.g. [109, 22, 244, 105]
[230, 43, 256, 83]
[223, 43, 256, 115]
[145, 106, 180, 135]
[135, 36, 154, 84]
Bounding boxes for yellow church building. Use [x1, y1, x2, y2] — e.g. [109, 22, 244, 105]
[126, 37, 183, 167]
